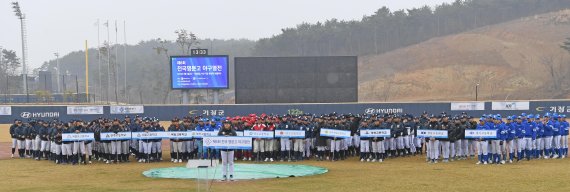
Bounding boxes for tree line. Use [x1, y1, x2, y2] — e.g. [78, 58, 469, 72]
[252, 0, 570, 57]
[6, 0, 570, 104]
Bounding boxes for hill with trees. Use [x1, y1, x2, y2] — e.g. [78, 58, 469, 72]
[30, 0, 570, 104]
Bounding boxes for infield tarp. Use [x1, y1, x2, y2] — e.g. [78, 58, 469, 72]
[143, 164, 328, 180]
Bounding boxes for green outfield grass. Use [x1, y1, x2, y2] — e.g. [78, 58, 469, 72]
[1, 153, 570, 192]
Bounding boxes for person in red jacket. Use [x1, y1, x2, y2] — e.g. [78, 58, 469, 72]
[252, 118, 267, 162]
[265, 118, 276, 162]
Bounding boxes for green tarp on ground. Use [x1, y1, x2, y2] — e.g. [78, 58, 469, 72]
[143, 164, 328, 180]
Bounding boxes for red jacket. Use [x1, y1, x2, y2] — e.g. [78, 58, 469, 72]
[266, 124, 275, 131]
[252, 123, 267, 131]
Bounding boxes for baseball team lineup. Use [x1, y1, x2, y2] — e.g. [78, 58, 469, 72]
[9, 111, 569, 171]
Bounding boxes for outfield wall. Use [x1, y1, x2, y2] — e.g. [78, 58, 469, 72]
[1, 100, 569, 124]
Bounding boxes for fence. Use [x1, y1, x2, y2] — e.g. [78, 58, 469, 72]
[1, 100, 569, 124]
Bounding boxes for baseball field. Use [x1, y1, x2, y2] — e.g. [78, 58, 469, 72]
[2, 124, 570, 192]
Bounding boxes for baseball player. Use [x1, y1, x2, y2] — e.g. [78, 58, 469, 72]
[559, 115, 570, 158]
[552, 114, 562, 159]
[357, 120, 370, 162]
[169, 118, 185, 163]
[151, 119, 165, 162]
[513, 116, 525, 161]
[53, 123, 63, 164]
[182, 118, 195, 161]
[304, 119, 315, 160]
[543, 113, 554, 159]
[38, 121, 51, 161]
[9, 119, 21, 158]
[534, 115, 545, 159]
[476, 117, 489, 165]
[140, 118, 153, 163]
[439, 115, 452, 163]
[504, 116, 516, 163]
[14, 120, 27, 158]
[314, 117, 327, 161]
[292, 119, 305, 162]
[426, 115, 440, 163]
[524, 115, 536, 161]
[252, 118, 267, 162]
[265, 118, 276, 162]
[372, 119, 386, 162]
[109, 119, 123, 163]
[61, 123, 74, 164]
[218, 120, 237, 181]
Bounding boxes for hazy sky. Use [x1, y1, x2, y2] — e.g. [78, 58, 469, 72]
[0, 0, 455, 70]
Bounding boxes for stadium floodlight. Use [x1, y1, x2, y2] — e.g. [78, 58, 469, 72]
[12, 1, 28, 97]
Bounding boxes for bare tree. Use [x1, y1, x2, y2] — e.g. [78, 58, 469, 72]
[152, 38, 173, 104]
[174, 29, 201, 103]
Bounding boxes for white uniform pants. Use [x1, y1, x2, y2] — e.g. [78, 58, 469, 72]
[441, 141, 450, 159]
[507, 140, 515, 153]
[33, 136, 41, 151]
[518, 138, 526, 153]
[304, 138, 312, 157]
[554, 136, 561, 150]
[55, 144, 62, 155]
[360, 140, 370, 152]
[111, 141, 121, 155]
[253, 139, 265, 153]
[524, 138, 533, 150]
[40, 140, 49, 151]
[73, 141, 86, 155]
[143, 142, 152, 154]
[152, 141, 162, 153]
[122, 140, 129, 154]
[477, 141, 488, 155]
[62, 143, 73, 156]
[330, 140, 341, 152]
[353, 135, 360, 148]
[172, 141, 183, 153]
[489, 140, 499, 155]
[221, 151, 234, 176]
[265, 139, 275, 152]
[280, 138, 291, 151]
[428, 140, 439, 160]
[25, 139, 32, 150]
[294, 139, 304, 152]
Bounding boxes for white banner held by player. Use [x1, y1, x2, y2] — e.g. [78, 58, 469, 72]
[274, 130, 305, 138]
[191, 131, 218, 138]
[320, 128, 351, 139]
[360, 129, 391, 138]
[244, 130, 274, 139]
[67, 106, 104, 115]
[166, 131, 193, 139]
[451, 102, 485, 111]
[491, 101, 530, 110]
[465, 130, 497, 139]
[203, 136, 253, 150]
[132, 132, 166, 139]
[0, 106, 11, 115]
[416, 130, 448, 139]
[110, 105, 144, 114]
[100, 132, 132, 141]
[62, 133, 95, 142]
[235, 131, 244, 137]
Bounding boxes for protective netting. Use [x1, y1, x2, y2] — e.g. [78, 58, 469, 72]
[143, 164, 328, 180]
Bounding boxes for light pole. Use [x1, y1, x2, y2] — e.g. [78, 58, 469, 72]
[54, 53, 60, 93]
[12, 2, 28, 95]
[475, 83, 479, 101]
